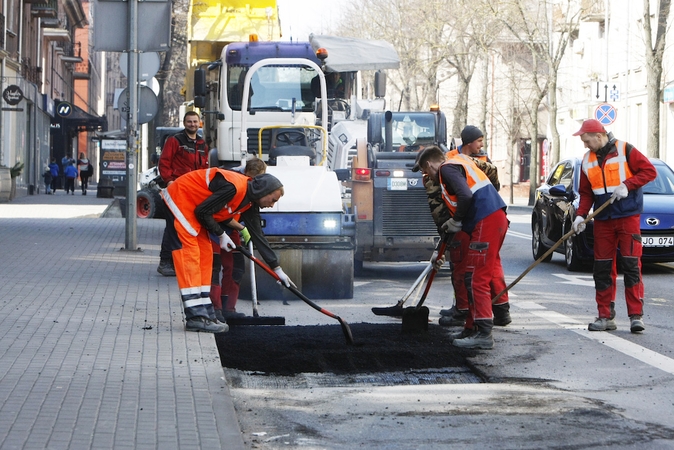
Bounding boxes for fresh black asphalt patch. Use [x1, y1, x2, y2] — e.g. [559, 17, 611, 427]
[215, 323, 477, 376]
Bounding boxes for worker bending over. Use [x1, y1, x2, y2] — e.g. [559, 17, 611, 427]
[162, 169, 293, 333]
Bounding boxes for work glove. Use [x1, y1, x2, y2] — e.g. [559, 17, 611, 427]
[442, 218, 462, 234]
[610, 183, 628, 203]
[274, 266, 296, 288]
[430, 251, 446, 270]
[218, 232, 236, 252]
[240, 227, 251, 246]
[572, 216, 586, 235]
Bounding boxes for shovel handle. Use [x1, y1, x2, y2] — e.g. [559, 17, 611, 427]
[492, 197, 613, 303]
[414, 240, 448, 310]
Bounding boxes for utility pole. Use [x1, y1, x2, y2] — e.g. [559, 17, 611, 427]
[125, 0, 139, 250]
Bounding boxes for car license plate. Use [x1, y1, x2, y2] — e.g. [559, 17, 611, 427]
[643, 236, 674, 247]
[388, 178, 407, 190]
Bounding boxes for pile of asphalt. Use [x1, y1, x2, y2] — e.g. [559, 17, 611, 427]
[215, 323, 476, 375]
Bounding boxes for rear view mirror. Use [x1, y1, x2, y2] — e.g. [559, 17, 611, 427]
[374, 70, 386, 98]
[194, 69, 207, 97]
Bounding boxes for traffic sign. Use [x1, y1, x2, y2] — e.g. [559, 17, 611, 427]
[594, 103, 617, 126]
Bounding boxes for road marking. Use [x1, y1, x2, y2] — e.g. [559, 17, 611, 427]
[551, 273, 596, 287]
[507, 230, 530, 240]
[516, 301, 674, 376]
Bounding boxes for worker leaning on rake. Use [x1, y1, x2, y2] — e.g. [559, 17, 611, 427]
[161, 168, 294, 334]
[415, 145, 510, 350]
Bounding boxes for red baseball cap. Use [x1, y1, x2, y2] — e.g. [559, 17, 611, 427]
[572, 119, 606, 136]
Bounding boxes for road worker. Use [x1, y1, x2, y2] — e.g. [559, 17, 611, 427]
[161, 169, 294, 333]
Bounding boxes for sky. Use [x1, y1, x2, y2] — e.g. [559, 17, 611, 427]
[275, 0, 344, 42]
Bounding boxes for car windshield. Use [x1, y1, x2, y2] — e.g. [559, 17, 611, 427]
[382, 113, 436, 152]
[643, 162, 674, 195]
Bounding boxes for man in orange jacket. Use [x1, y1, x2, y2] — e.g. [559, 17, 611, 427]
[162, 169, 293, 333]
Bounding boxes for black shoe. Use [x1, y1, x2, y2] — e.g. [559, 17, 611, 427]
[439, 309, 468, 327]
[156, 260, 176, 276]
[222, 310, 246, 319]
[214, 309, 226, 323]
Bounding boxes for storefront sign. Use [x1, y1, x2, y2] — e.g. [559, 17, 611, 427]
[2, 85, 24, 106]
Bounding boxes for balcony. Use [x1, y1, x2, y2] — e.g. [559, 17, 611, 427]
[581, 0, 605, 22]
[31, 0, 58, 18]
[21, 57, 43, 87]
[58, 42, 83, 63]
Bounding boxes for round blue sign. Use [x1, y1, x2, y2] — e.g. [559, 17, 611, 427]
[594, 103, 617, 125]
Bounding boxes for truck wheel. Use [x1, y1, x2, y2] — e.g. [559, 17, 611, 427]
[137, 189, 161, 219]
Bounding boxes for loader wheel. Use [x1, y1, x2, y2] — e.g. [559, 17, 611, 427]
[137, 189, 163, 219]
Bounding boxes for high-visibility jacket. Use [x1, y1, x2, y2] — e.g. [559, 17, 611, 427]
[162, 168, 251, 237]
[439, 153, 505, 232]
[581, 140, 644, 220]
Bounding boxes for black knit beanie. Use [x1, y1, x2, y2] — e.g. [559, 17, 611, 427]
[460, 125, 483, 146]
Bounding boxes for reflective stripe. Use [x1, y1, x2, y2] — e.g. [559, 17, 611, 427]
[180, 286, 202, 297]
[161, 189, 199, 237]
[184, 298, 213, 308]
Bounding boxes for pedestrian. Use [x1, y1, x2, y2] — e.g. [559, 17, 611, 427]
[49, 158, 59, 193]
[161, 169, 294, 333]
[77, 152, 92, 195]
[571, 119, 656, 333]
[64, 161, 78, 195]
[210, 158, 267, 322]
[42, 165, 53, 194]
[156, 111, 209, 276]
[416, 145, 509, 349]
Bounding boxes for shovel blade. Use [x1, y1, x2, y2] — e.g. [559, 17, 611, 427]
[401, 306, 429, 333]
[371, 304, 404, 317]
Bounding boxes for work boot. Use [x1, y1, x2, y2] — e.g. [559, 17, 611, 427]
[156, 259, 176, 277]
[493, 302, 512, 326]
[439, 308, 468, 327]
[214, 309, 226, 323]
[185, 316, 229, 333]
[588, 317, 617, 331]
[630, 315, 645, 333]
[453, 319, 494, 349]
[440, 305, 458, 316]
[448, 327, 475, 343]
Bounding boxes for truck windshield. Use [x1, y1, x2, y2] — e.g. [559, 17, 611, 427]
[383, 113, 436, 152]
[227, 65, 317, 112]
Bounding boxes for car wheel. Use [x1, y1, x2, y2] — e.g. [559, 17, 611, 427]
[564, 234, 584, 271]
[532, 219, 553, 262]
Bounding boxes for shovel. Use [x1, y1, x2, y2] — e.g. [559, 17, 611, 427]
[371, 262, 433, 317]
[236, 245, 354, 345]
[492, 197, 613, 304]
[226, 241, 286, 326]
[401, 240, 448, 333]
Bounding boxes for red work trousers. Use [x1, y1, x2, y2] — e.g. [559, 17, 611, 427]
[209, 231, 243, 311]
[463, 209, 509, 322]
[592, 215, 644, 318]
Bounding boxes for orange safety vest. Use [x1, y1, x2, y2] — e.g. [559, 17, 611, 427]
[581, 140, 633, 196]
[162, 168, 251, 237]
[438, 153, 492, 215]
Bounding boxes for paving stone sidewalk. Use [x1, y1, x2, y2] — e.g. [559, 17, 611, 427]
[0, 192, 245, 449]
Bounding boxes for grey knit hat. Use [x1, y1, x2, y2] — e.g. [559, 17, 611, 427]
[247, 173, 283, 199]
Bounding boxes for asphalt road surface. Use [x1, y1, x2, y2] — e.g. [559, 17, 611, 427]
[221, 211, 674, 449]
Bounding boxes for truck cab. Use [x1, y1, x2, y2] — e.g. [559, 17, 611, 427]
[349, 109, 449, 272]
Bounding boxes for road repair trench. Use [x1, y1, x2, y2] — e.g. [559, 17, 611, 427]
[215, 323, 483, 388]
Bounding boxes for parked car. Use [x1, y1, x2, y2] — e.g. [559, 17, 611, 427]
[531, 157, 674, 271]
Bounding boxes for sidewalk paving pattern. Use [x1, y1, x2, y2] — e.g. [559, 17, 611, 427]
[0, 191, 245, 450]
